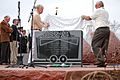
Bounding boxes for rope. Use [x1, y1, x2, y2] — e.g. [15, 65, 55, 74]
[70, 71, 113, 80]
[80, 71, 113, 80]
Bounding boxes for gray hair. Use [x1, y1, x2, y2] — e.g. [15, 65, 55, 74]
[35, 4, 44, 9]
[4, 15, 10, 19]
[97, 1, 104, 7]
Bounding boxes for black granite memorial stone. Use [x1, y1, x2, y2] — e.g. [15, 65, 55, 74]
[34, 30, 83, 66]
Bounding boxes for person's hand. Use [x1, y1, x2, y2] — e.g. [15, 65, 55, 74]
[46, 23, 49, 27]
[44, 22, 49, 28]
[81, 15, 86, 20]
[10, 28, 13, 32]
[90, 32, 94, 37]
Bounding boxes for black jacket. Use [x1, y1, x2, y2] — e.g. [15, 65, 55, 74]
[10, 25, 19, 41]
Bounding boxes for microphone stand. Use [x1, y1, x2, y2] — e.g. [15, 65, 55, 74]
[18, 1, 23, 66]
[27, 0, 47, 68]
[27, 0, 37, 68]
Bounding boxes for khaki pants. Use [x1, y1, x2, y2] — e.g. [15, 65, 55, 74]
[10, 41, 18, 64]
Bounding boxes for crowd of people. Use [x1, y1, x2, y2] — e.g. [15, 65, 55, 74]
[0, 16, 28, 65]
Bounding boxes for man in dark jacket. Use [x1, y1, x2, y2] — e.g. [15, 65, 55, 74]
[10, 19, 19, 64]
[19, 30, 28, 53]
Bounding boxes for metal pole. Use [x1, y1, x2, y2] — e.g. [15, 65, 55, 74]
[92, 0, 94, 12]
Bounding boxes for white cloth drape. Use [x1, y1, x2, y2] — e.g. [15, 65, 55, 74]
[42, 14, 84, 31]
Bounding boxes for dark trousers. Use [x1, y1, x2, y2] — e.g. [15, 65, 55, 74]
[0, 42, 10, 64]
[0, 43, 1, 63]
[91, 27, 110, 64]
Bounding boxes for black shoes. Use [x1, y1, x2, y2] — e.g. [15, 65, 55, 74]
[94, 62, 107, 67]
[0, 63, 10, 65]
[94, 62, 101, 65]
[97, 64, 106, 67]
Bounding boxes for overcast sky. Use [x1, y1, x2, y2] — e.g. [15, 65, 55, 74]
[0, 0, 120, 30]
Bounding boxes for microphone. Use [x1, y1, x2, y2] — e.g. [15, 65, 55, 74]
[55, 7, 58, 15]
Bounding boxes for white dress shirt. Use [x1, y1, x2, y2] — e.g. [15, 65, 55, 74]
[91, 7, 109, 29]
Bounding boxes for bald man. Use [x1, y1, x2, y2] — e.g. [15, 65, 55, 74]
[82, 1, 110, 67]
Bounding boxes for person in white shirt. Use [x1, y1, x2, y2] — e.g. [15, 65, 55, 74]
[82, 1, 110, 67]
